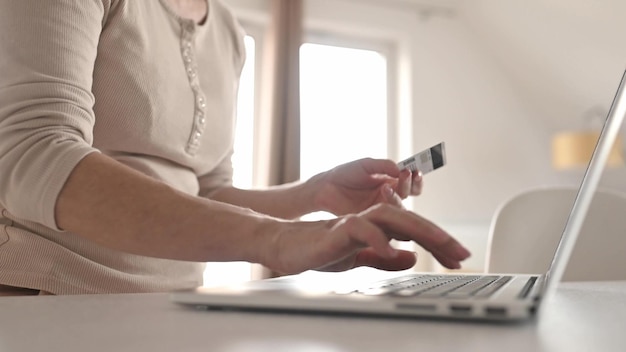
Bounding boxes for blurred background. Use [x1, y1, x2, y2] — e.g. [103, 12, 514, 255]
[205, 0, 626, 285]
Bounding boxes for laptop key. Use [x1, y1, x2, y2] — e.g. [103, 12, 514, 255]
[472, 276, 512, 298]
[445, 276, 500, 298]
[356, 275, 510, 299]
[417, 277, 480, 298]
[394, 276, 469, 297]
[360, 275, 447, 296]
[357, 275, 452, 295]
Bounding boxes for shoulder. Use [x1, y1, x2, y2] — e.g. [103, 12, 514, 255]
[210, 0, 247, 68]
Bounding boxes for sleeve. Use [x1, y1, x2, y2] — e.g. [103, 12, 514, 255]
[0, 0, 109, 230]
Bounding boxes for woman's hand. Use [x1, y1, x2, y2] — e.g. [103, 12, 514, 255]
[263, 203, 470, 275]
[309, 158, 423, 216]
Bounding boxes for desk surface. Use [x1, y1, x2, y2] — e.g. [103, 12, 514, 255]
[1, 280, 625, 352]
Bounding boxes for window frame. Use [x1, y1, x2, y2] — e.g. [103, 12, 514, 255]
[232, 21, 266, 188]
[232, 2, 413, 184]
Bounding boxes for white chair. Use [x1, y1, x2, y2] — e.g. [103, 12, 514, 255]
[485, 186, 626, 281]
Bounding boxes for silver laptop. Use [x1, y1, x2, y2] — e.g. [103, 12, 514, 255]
[171, 69, 626, 322]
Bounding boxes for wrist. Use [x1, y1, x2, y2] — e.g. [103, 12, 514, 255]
[252, 218, 330, 275]
[306, 171, 335, 214]
[250, 216, 293, 271]
[282, 174, 326, 217]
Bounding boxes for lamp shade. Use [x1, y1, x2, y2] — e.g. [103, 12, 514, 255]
[552, 131, 624, 170]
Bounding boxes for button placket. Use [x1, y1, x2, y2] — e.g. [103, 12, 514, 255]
[180, 21, 208, 156]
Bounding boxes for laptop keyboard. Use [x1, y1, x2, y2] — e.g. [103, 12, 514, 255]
[353, 274, 512, 299]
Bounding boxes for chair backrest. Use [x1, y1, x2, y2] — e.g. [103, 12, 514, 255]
[485, 186, 626, 281]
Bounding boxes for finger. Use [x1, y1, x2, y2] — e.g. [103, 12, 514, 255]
[358, 158, 401, 178]
[361, 205, 471, 263]
[396, 169, 412, 199]
[410, 171, 423, 196]
[381, 184, 404, 208]
[407, 235, 466, 270]
[354, 249, 417, 271]
[334, 215, 398, 259]
[430, 249, 462, 270]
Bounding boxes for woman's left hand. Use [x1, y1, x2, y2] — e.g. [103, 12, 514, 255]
[309, 158, 423, 216]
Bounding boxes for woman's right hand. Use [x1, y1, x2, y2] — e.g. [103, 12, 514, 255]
[261, 203, 471, 275]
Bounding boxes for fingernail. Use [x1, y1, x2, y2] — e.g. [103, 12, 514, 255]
[383, 184, 394, 198]
[456, 246, 471, 260]
[387, 246, 398, 258]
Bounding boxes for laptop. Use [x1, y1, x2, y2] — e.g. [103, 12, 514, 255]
[171, 69, 626, 322]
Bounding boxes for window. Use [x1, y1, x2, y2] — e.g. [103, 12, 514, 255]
[299, 43, 388, 179]
[231, 35, 257, 190]
[299, 41, 389, 220]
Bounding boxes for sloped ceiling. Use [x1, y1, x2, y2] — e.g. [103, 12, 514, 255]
[458, 0, 626, 131]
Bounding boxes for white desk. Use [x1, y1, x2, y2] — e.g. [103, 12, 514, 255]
[1, 281, 625, 352]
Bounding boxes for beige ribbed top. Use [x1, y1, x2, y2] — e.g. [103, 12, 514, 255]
[0, 0, 245, 294]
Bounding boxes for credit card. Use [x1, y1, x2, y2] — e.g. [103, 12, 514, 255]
[397, 142, 446, 174]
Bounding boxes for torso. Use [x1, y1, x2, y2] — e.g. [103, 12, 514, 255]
[0, 0, 245, 294]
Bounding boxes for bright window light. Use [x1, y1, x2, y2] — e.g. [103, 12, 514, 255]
[204, 35, 255, 287]
[231, 35, 256, 190]
[300, 43, 388, 177]
[300, 43, 388, 219]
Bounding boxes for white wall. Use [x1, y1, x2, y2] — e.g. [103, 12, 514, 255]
[462, 0, 626, 127]
[461, 0, 626, 195]
[412, 0, 626, 271]
[408, 14, 554, 218]
[406, 13, 554, 271]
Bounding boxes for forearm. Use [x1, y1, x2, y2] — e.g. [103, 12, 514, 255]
[209, 177, 323, 219]
[55, 153, 280, 263]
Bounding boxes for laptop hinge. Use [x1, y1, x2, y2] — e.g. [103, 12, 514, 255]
[528, 275, 546, 302]
[517, 276, 538, 299]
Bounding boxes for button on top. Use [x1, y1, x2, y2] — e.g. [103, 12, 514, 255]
[179, 20, 207, 156]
